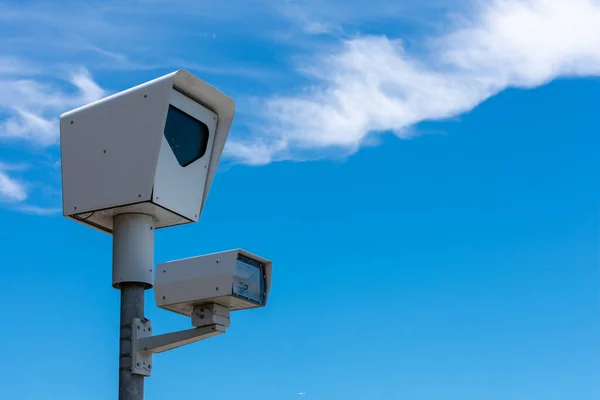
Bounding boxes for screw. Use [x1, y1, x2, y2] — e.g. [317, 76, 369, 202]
[144, 94, 148, 98]
[103, 150, 106, 153]
[216, 287, 219, 291]
[138, 194, 142, 198]
[74, 206, 77, 210]
[137, 325, 140, 329]
[162, 296, 166, 300]
[70, 120, 74, 124]
[148, 327, 152, 332]
[137, 362, 141, 367]
[163, 269, 166, 273]
[148, 365, 152, 369]
[216, 259, 220, 263]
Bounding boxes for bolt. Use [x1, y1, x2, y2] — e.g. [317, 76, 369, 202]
[148, 365, 152, 369]
[137, 325, 140, 329]
[70, 120, 74, 124]
[138, 194, 142, 198]
[162, 296, 166, 300]
[103, 150, 106, 153]
[137, 362, 141, 367]
[163, 269, 166, 273]
[144, 94, 148, 98]
[216, 287, 219, 291]
[216, 259, 220, 263]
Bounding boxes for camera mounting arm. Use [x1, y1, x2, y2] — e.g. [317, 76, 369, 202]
[130, 317, 226, 376]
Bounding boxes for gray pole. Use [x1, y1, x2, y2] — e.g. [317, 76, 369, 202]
[119, 283, 146, 399]
[112, 213, 155, 400]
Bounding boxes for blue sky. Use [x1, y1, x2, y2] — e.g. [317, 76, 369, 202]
[1, 0, 600, 399]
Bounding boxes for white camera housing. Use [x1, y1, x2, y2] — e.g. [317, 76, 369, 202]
[154, 249, 272, 317]
[60, 70, 235, 234]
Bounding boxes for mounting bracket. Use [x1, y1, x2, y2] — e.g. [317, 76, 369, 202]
[131, 317, 227, 376]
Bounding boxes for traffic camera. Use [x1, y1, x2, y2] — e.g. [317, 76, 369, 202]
[60, 69, 235, 234]
[154, 249, 273, 322]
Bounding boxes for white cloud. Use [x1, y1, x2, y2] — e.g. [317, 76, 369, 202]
[0, 66, 106, 145]
[0, 161, 30, 172]
[277, 0, 455, 36]
[15, 205, 61, 216]
[0, 56, 40, 76]
[0, 62, 105, 212]
[225, 138, 290, 166]
[1, 108, 58, 145]
[279, 2, 337, 35]
[227, 0, 600, 164]
[0, 169, 27, 203]
[70, 69, 106, 104]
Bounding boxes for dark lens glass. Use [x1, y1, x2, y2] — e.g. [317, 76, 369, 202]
[164, 105, 209, 167]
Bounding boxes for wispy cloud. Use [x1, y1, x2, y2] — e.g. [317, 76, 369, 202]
[227, 0, 600, 165]
[15, 205, 62, 216]
[0, 162, 30, 172]
[0, 56, 41, 76]
[276, 0, 457, 37]
[0, 0, 282, 78]
[0, 169, 27, 203]
[3, 0, 600, 213]
[0, 67, 106, 145]
[0, 60, 105, 212]
[70, 68, 106, 104]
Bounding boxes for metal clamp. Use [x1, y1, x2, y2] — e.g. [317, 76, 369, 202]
[131, 318, 153, 376]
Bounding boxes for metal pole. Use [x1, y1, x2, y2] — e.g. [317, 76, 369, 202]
[112, 213, 155, 400]
[119, 283, 146, 400]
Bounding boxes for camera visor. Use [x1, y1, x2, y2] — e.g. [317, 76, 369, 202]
[164, 105, 209, 167]
[232, 255, 264, 305]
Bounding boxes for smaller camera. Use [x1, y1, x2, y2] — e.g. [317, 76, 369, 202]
[154, 249, 272, 321]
